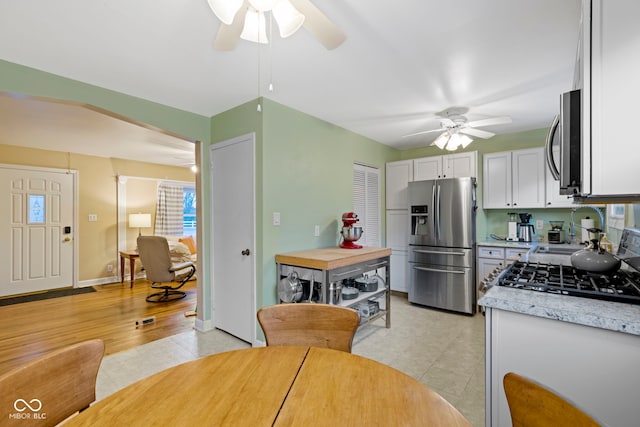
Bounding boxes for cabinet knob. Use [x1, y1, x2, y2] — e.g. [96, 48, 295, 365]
[513, 203, 517, 206]
[506, 203, 510, 206]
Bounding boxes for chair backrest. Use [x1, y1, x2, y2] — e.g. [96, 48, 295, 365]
[0, 339, 105, 427]
[137, 236, 174, 283]
[503, 372, 602, 427]
[257, 303, 360, 353]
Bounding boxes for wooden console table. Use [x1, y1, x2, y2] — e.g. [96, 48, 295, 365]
[119, 250, 139, 288]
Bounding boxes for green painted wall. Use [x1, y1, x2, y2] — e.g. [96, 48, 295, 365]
[208, 98, 396, 317]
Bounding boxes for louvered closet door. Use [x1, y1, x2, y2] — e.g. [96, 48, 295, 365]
[353, 164, 380, 247]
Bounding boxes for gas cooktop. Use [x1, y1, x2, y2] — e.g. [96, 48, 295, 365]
[496, 260, 640, 305]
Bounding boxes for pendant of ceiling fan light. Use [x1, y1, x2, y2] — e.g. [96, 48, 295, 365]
[208, 0, 243, 25]
[241, 8, 269, 44]
[249, 0, 278, 11]
[272, 0, 305, 38]
[459, 134, 473, 148]
[433, 132, 450, 149]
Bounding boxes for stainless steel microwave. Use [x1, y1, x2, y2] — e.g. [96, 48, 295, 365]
[545, 89, 581, 196]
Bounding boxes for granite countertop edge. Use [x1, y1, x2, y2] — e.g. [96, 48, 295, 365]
[479, 286, 640, 336]
[477, 240, 536, 249]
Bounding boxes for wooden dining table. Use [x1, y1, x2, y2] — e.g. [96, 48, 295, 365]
[65, 346, 471, 426]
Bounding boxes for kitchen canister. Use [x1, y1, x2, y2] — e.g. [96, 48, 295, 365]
[580, 217, 595, 243]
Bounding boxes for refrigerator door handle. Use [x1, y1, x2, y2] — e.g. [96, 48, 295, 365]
[413, 265, 466, 275]
[431, 182, 437, 239]
[413, 249, 466, 256]
[435, 184, 441, 242]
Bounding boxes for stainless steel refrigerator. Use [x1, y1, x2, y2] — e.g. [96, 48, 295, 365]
[408, 177, 476, 314]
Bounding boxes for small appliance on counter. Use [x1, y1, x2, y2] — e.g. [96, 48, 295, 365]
[507, 212, 519, 241]
[548, 220, 565, 244]
[339, 212, 363, 249]
[517, 213, 534, 242]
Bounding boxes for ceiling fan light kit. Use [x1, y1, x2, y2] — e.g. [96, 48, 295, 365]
[209, 0, 345, 50]
[403, 107, 512, 151]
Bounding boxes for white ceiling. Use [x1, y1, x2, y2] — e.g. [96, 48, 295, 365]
[0, 0, 581, 165]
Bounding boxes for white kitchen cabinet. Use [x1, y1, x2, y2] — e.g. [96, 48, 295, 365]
[485, 308, 640, 427]
[483, 148, 545, 209]
[476, 245, 529, 298]
[385, 160, 413, 209]
[386, 210, 408, 293]
[444, 151, 477, 178]
[413, 151, 477, 181]
[413, 156, 442, 181]
[580, 0, 640, 199]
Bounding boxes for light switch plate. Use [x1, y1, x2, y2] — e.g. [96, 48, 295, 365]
[273, 212, 280, 226]
[88, 214, 97, 222]
[536, 219, 543, 229]
[314, 225, 320, 237]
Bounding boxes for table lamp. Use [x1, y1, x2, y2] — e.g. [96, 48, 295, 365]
[129, 213, 151, 237]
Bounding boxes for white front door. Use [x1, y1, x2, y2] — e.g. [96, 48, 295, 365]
[0, 165, 76, 296]
[210, 134, 255, 343]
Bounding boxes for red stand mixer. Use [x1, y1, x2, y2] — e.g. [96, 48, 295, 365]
[339, 212, 363, 249]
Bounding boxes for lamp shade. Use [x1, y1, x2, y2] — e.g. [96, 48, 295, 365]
[240, 8, 269, 44]
[272, 0, 305, 38]
[129, 213, 151, 229]
[207, 0, 243, 25]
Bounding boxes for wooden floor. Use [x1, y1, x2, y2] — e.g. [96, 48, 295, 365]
[0, 279, 197, 374]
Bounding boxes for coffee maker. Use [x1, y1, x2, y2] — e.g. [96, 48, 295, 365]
[507, 212, 519, 241]
[517, 213, 535, 242]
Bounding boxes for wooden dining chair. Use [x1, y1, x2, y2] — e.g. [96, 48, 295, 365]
[257, 303, 360, 352]
[503, 372, 602, 427]
[0, 339, 105, 427]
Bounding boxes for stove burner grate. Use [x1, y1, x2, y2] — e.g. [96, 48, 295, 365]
[496, 261, 640, 305]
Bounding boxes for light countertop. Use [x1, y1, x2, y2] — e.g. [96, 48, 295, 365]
[275, 246, 391, 270]
[477, 239, 536, 249]
[479, 284, 640, 336]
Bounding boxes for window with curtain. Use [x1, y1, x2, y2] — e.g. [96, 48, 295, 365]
[353, 163, 380, 247]
[155, 182, 184, 236]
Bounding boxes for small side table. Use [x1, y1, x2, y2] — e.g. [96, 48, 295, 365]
[119, 250, 140, 288]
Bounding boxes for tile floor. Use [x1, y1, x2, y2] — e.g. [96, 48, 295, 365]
[96, 294, 486, 426]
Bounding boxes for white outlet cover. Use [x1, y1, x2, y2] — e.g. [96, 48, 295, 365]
[536, 220, 543, 229]
[273, 212, 280, 226]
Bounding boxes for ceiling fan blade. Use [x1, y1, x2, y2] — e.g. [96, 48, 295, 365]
[402, 128, 446, 138]
[460, 127, 495, 139]
[466, 116, 512, 128]
[289, 0, 346, 49]
[213, 0, 248, 51]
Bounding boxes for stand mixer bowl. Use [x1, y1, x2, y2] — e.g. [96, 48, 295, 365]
[342, 226, 363, 242]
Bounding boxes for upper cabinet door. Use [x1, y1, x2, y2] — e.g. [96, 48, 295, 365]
[385, 160, 413, 209]
[444, 151, 477, 178]
[512, 148, 545, 208]
[483, 152, 512, 209]
[413, 156, 442, 181]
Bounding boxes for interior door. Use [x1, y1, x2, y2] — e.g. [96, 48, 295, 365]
[0, 166, 75, 296]
[210, 134, 255, 343]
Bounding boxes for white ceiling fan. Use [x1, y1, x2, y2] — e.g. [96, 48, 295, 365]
[403, 107, 512, 151]
[208, 0, 346, 51]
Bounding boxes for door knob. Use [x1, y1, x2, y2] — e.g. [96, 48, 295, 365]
[241, 249, 250, 256]
[63, 237, 72, 242]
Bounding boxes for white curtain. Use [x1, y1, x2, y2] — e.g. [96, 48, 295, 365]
[155, 183, 184, 236]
